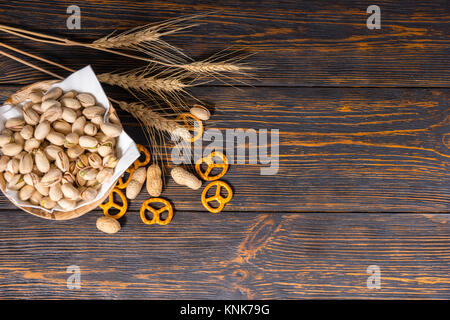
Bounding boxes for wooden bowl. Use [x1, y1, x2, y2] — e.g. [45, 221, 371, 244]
[0, 80, 119, 220]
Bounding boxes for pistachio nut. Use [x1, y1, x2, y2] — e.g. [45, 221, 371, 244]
[19, 125, 34, 141]
[13, 132, 24, 147]
[40, 197, 56, 209]
[35, 149, 50, 173]
[0, 156, 10, 172]
[23, 172, 39, 186]
[44, 145, 63, 161]
[3, 171, 13, 182]
[5, 118, 25, 131]
[19, 185, 35, 201]
[88, 153, 102, 169]
[62, 172, 76, 184]
[24, 138, 41, 153]
[98, 142, 113, 157]
[41, 99, 61, 112]
[77, 93, 96, 107]
[52, 120, 72, 135]
[108, 111, 121, 125]
[19, 153, 33, 174]
[1, 128, 12, 136]
[67, 145, 84, 159]
[80, 187, 97, 202]
[102, 154, 118, 168]
[29, 190, 43, 205]
[79, 167, 98, 181]
[42, 87, 63, 101]
[55, 150, 70, 172]
[23, 107, 40, 125]
[58, 198, 77, 210]
[48, 183, 63, 202]
[34, 120, 51, 140]
[0, 134, 13, 147]
[61, 183, 80, 201]
[100, 122, 122, 138]
[6, 158, 19, 174]
[46, 130, 65, 146]
[35, 181, 50, 196]
[79, 135, 98, 149]
[61, 98, 82, 110]
[41, 168, 62, 187]
[62, 107, 77, 123]
[2, 143, 23, 156]
[91, 115, 103, 126]
[31, 103, 43, 114]
[96, 167, 113, 184]
[61, 90, 77, 99]
[72, 116, 86, 135]
[82, 106, 105, 119]
[84, 123, 98, 136]
[7, 174, 25, 191]
[40, 105, 63, 123]
[64, 132, 79, 148]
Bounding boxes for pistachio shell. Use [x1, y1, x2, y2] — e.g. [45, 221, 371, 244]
[23, 172, 39, 186]
[64, 132, 79, 148]
[34, 121, 51, 140]
[61, 183, 80, 201]
[41, 105, 63, 123]
[52, 120, 72, 135]
[80, 187, 97, 201]
[19, 125, 33, 140]
[77, 93, 96, 107]
[75, 154, 89, 170]
[0, 134, 13, 147]
[61, 98, 82, 110]
[72, 116, 86, 135]
[100, 122, 122, 138]
[35, 181, 50, 196]
[40, 197, 56, 209]
[1, 128, 12, 136]
[5, 118, 25, 131]
[108, 112, 121, 125]
[84, 123, 98, 136]
[42, 87, 62, 101]
[3, 171, 13, 182]
[19, 153, 33, 174]
[46, 130, 65, 146]
[98, 142, 113, 157]
[41, 99, 61, 112]
[67, 145, 84, 159]
[35, 149, 50, 173]
[49, 183, 63, 202]
[58, 198, 77, 210]
[79, 135, 98, 149]
[55, 150, 70, 172]
[62, 107, 77, 123]
[29, 190, 43, 205]
[13, 132, 24, 147]
[7, 174, 25, 190]
[24, 138, 41, 153]
[88, 153, 102, 169]
[96, 167, 113, 184]
[41, 168, 62, 187]
[6, 158, 19, 174]
[31, 103, 43, 114]
[91, 115, 103, 126]
[96, 216, 120, 234]
[62, 172, 76, 184]
[19, 185, 35, 201]
[79, 167, 98, 181]
[0, 156, 10, 172]
[23, 108, 40, 125]
[82, 106, 105, 119]
[61, 90, 77, 99]
[2, 143, 23, 156]
[44, 145, 63, 161]
[29, 91, 43, 104]
[102, 154, 118, 168]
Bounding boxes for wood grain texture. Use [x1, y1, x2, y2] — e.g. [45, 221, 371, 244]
[0, 210, 448, 299]
[0, 0, 449, 87]
[1, 85, 449, 213]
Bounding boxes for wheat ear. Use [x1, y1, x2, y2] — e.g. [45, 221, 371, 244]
[116, 101, 191, 142]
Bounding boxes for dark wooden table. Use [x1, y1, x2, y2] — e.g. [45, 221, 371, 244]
[0, 0, 449, 299]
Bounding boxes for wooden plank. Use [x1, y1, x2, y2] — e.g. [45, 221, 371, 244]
[0, 211, 448, 299]
[0, 0, 448, 87]
[1, 85, 450, 212]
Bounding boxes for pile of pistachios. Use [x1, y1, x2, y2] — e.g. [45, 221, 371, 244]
[0, 87, 122, 211]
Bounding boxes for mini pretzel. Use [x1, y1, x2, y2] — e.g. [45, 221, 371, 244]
[195, 151, 229, 181]
[99, 188, 128, 219]
[133, 144, 151, 169]
[176, 113, 204, 142]
[140, 198, 173, 225]
[201, 180, 233, 213]
[116, 166, 135, 189]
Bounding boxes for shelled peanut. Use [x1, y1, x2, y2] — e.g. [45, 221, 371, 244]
[0, 87, 122, 210]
